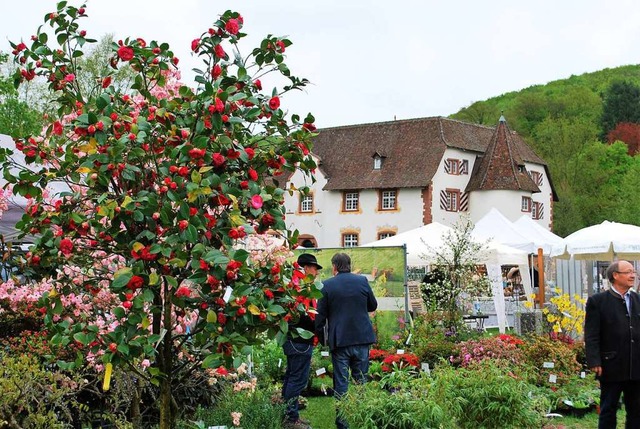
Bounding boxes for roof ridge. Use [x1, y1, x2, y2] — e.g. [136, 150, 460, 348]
[317, 116, 446, 132]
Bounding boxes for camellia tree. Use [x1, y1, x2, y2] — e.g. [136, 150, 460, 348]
[2, 2, 319, 427]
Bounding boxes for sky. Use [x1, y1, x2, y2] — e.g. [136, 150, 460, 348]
[2, 0, 640, 128]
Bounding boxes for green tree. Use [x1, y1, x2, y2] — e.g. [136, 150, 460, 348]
[2, 3, 319, 427]
[0, 52, 43, 137]
[599, 80, 640, 141]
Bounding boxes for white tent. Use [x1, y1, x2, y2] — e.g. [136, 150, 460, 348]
[364, 222, 530, 332]
[551, 220, 640, 261]
[472, 208, 536, 253]
[513, 215, 563, 255]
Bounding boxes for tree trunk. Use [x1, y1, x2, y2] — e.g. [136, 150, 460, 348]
[130, 375, 142, 428]
[158, 280, 175, 429]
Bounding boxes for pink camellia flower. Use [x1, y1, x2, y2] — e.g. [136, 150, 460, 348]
[268, 96, 280, 110]
[250, 195, 263, 209]
[59, 238, 73, 256]
[225, 19, 240, 35]
[64, 73, 75, 82]
[191, 38, 200, 52]
[117, 45, 134, 61]
[214, 44, 226, 59]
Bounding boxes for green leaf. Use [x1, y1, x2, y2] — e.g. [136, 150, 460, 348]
[111, 268, 133, 290]
[57, 33, 68, 45]
[295, 328, 314, 339]
[202, 354, 222, 368]
[185, 224, 198, 243]
[117, 343, 130, 355]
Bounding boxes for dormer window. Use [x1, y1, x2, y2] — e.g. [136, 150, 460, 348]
[372, 151, 386, 170]
[373, 156, 383, 170]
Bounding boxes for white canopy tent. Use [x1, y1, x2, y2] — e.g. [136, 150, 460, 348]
[472, 208, 537, 253]
[551, 220, 640, 261]
[364, 222, 530, 332]
[514, 215, 564, 255]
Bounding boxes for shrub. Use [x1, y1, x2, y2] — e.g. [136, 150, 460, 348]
[183, 383, 285, 429]
[339, 378, 453, 429]
[431, 361, 547, 429]
[0, 354, 82, 428]
[253, 340, 286, 387]
[520, 335, 581, 386]
[449, 334, 525, 368]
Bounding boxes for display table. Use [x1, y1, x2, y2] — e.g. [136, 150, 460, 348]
[462, 314, 489, 331]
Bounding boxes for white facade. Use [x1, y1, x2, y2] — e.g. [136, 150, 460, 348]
[283, 152, 554, 248]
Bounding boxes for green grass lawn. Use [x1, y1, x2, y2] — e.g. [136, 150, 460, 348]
[303, 396, 335, 429]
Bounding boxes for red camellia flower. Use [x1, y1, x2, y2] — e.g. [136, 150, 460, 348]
[215, 366, 228, 376]
[53, 121, 63, 135]
[59, 238, 73, 256]
[178, 220, 189, 230]
[214, 44, 226, 59]
[276, 40, 286, 53]
[245, 148, 255, 159]
[237, 307, 246, 316]
[225, 18, 239, 35]
[188, 147, 206, 159]
[268, 96, 280, 110]
[191, 38, 200, 52]
[109, 343, 117, 353]
[248, 168, 258, 181]
[117, 45, 134, 61]
[250, 195, 263, 209]
[264, 289, 274, 300]
[175, 286, 191, 298]
[214, 98, 224, 113]
[126, 275, 144, 291]
[254, 79, 262, 90]
[212, 64, 222, 78]
[123, 301, 132, 309]
[102, 76, 112, 88]
[212, 152, 226, 167]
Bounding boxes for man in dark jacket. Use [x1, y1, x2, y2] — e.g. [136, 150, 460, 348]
[282, 253, 322, 429]
[585, 260, 640, 428]
[316, 252, 378, 429]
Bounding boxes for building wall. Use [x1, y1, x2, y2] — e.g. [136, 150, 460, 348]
[429, 148, 477, 226]
[284, 168, 425, 247]
[283, 151, 557, 247]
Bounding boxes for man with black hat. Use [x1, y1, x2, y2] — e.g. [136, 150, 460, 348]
[282, 253, 322, 429]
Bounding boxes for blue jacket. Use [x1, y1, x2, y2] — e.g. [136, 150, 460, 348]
[315, 272, 378, 350]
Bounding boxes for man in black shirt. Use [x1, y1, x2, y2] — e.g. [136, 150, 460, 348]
[282, 253, 322, 429]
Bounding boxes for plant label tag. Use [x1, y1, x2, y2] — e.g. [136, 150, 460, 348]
[223, 286, 233, 303]
[321, 351, 330, 357]
[208, 426, 227, 429]
[405, 333, 412, 345]
[563, 399, 574, 407]
[549, 374, 557, 383]
[421, 362, 431, 375]
[543, 362, 555, 369]
[316, 367, 326, 376]
[278, 358, 282, 368]
[580, 371, 586, 379]
[396, 349, 405, 355]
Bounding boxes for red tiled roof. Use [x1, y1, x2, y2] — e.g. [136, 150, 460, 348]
[311, 116, 548, 191]
[465, 117, 541, 193]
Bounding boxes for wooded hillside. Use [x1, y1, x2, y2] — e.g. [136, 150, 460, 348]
[451, 65, 640, 236]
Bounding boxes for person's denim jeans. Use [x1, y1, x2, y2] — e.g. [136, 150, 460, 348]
[599, 380, 640, 429]
[331, 344, 370, 429]
[282, 340, 314, 421]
